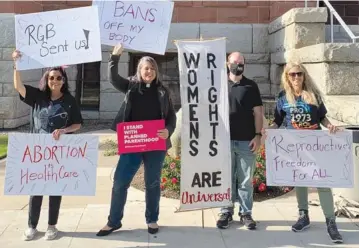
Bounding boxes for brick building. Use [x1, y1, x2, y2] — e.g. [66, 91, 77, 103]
[0, 1, 358, 127]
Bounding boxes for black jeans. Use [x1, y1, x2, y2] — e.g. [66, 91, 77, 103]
[28, 196, 62, 228]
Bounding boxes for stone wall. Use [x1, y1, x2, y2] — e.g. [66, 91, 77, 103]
[98, 46, 128, 120]
[269, 7, 359, 125]
[325, 25, 359, 43]
[0, 13, 44, 129]
[268, 7, 328, 97]
[165, 23, 271, 96]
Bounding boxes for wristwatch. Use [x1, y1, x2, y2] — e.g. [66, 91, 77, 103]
[255, 132, 262, 137]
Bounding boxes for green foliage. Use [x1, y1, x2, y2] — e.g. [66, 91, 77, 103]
[160, 155, 181, 192]
[161, 144, 292, 196]
[0, 135, 8, 159]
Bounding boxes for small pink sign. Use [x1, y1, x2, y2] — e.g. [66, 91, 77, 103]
[117, 119, 166, 154]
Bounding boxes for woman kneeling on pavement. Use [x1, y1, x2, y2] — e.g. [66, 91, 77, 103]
[12, 50, 83, 241]
[96, 43, 176, 236]
[264, 61, 343, 244]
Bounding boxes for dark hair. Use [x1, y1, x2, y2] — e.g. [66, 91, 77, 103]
[39, 66, 70, 98]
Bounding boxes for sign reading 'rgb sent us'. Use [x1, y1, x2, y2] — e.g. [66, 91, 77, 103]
[14, 6, 102, 70]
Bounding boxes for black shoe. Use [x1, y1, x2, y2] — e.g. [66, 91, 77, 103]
[148, 223, 159, 234]
[148, 227, 159, 234]
[326, 218, 343, 244]
[240, 214, 256, 230]
[292, 210, 310, 232]
[96, 224, 122, 236]
[216, 212, 233, 229]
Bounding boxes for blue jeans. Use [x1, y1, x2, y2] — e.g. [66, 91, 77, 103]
[107, 151, 166, 227]
[221, 141, 256, 216]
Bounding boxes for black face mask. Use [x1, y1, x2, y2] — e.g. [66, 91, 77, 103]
[229, 63, 244, 76]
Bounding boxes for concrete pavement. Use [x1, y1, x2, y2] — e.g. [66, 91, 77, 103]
[0, 131, 359, 248]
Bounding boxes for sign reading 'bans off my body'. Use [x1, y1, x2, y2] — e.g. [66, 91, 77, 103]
[265, 129, 354, 188]
[4, 133, 99, 196]
[176, 38, 232, 211]
[15, 6, 102, 70]
[117, 120, 166, 154]
[93, 0, 173, 55]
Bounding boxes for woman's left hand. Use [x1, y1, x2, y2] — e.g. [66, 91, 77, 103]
[157, 129, 169, 139]
[52, 129, 66, 140]
[328, 124, 339, 134]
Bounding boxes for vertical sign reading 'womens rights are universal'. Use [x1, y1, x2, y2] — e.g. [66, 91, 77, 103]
[92, 0, 174, 55]
[176, 38, 232, 211]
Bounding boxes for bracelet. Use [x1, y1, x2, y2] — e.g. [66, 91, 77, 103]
[255, 132, 262, 136]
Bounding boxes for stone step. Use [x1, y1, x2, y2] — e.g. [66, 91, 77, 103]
[324, 95, 359, 125]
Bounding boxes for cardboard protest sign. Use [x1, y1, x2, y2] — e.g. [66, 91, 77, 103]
[93, 0, 174, 55]
[15, 6, 102, 70]
[175, 38, 232, 211]
[4, 133, 99, 196]
[265, 129, 354, 188]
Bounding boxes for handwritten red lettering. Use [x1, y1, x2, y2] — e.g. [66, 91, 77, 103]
[51, 146, 59, 164]
[78, 142, 87, 158]
[312, 169, 331, 180]
[34, 145, 43, 163]
[22, 145, 31, 163]
[20, 164, 79, 185]
[59, 165, 79, 179]
[181, 188, 230, 204]
[21, 144, 88, 164]
[44, 147, 52, 160]
[70, 148, 78, 157]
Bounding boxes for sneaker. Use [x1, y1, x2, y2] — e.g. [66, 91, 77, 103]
[292, 210, 310, 232]
[44, 226, 58, 240]
[240, 214, 257, 230]
[326, 218, 343, 244]
[216, 212, 233, 229]
[23, 228, 38, 241]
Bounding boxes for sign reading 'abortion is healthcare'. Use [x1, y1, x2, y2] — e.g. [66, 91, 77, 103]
[4, 133, 99, 196]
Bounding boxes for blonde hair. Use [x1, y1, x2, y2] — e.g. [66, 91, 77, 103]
[135, 56, 160, 84]
[280, 61, 321, 106]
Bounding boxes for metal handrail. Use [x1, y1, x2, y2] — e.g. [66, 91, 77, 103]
[305, 0, 359, 43]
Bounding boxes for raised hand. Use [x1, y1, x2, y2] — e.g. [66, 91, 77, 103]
[112, 43, 124, 56]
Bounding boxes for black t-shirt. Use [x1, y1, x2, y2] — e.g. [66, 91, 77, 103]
[228, 76, 263, 141]
[130, 82, 162, 122]
[274, 90, 327, 130]
[20, 85, 83, 134]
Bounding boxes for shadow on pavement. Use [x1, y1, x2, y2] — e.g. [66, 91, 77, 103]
[58, 220, 359, 248]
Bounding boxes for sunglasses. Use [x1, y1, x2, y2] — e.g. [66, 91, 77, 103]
[288, 72, 303, 77]
[49, 76, 63, 81]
